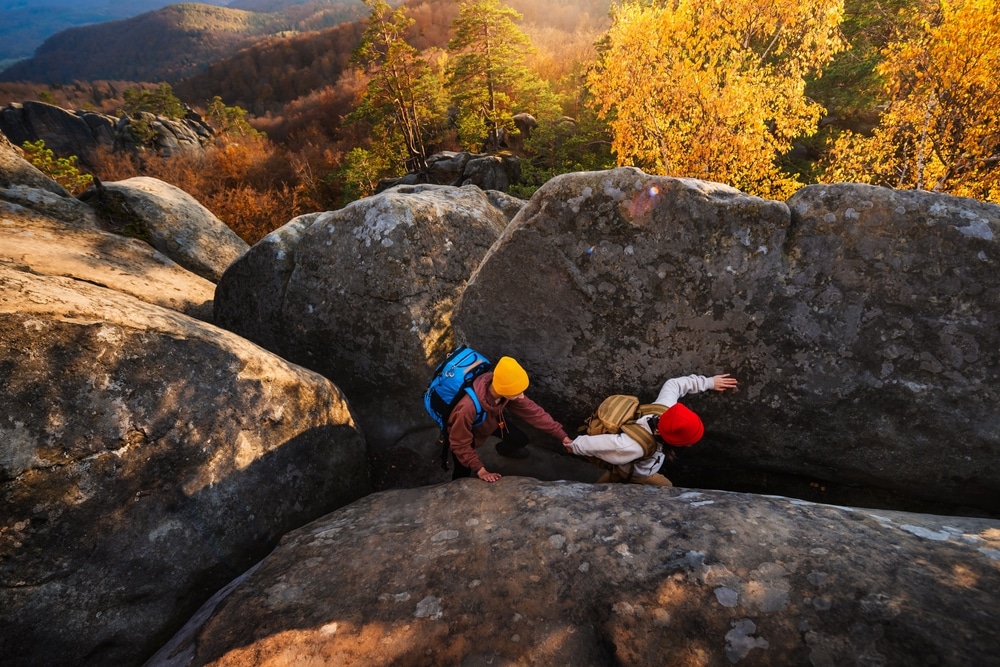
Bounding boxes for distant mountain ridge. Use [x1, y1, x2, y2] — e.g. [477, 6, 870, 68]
[0, 0, 230, 63]
[0, 0, 369, 84]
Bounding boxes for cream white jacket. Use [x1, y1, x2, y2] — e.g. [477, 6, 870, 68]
[568, 374, 716, 477]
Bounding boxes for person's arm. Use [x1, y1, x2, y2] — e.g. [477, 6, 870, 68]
[447, 398, 486, 472]
[506, 395, 570, 443]
[565, 432, 645, 465]
[653, 373, 737, 406]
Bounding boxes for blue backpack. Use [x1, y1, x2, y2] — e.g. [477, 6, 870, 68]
[424, 345, 492, 468]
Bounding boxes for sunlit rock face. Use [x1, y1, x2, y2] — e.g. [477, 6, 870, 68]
[1, 206, 217, 321]
[454, 169, 1000, 515]
[2, 134, 215, 320]
[0, 266, 369, 667]
[148, 477, 1000, 667]
[214, 184, 509, 466]
[79, 176, 249, 283]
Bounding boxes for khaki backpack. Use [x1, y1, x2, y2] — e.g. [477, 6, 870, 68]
[580, 394, 667, 461]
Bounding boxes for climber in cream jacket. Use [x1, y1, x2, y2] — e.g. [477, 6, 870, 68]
[566, 373, 739, 485]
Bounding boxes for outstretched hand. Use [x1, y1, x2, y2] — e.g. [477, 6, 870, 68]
[711, 374, 739, 391]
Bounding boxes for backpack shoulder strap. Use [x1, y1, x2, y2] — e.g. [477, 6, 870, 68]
[620, 422, 659, 459]
[463, 386, 486, 426]
[619, 404, 667, 459]
[638, 403, 667, 417]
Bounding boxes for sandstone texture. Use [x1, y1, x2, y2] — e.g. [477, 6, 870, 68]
[213, 212, 322, 352]
[1, 213, 216, 321]
[0, 266, 370, 666]
[1, 181, 101, 226]
[147, 478, 1000, 667]
[453, 169, 1000, 515]
[1, 135, 216, 320]
[757, 184, 1000, 509]
[80, 176, 249, 282]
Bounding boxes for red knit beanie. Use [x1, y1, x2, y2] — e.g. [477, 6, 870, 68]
[657, 403, 704, 446]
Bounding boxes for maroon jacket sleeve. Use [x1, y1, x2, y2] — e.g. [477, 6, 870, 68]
[447, 394, 485, 471]
[506, 395, 568, 442]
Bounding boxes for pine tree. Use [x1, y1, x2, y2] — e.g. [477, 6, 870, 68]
[351, 0, 447, 172]
[446, 0, 535, 152]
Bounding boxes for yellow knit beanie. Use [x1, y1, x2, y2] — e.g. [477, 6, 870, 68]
[492, 356, 529, 397]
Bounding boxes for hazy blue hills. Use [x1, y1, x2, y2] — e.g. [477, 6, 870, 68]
[0, 1, 367, 84]
[0, 1, 230, 64]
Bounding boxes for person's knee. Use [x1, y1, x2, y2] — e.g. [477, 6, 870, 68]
[639, 473, 672, 486]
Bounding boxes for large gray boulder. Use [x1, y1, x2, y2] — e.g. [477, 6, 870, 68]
[280, 184, 507, 448]
[462, 153, 521, 191]
[214, 212, 322, 351]
[80, 176, 249, 282]
[453, 169, 1000, 516]
[755, 183, 1000, 511]
[216, 184, 508, 469]
[455, 167, 788, 416]
[0, 265, 369, 667]
[147, 478, 1000, 667]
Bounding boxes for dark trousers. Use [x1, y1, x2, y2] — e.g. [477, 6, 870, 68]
[452, 422, 529, 480]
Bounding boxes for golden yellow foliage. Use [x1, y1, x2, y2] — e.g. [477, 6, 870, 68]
[587, 0, 845, 199]
[823, 0, 1000, 202]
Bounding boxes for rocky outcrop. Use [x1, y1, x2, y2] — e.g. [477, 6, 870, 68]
[214, 184, 508, 475]
[0, 101, 214, 168]
[80, 176, 249, 282]
[114, 110, 214, 157]
[513, 112, 538, 140]
[0, 265, 370, 667]
[453, 169, 1000, 515]
[377, 151, 523, 193]
[147, 478, 1000, 667]
[0, 101, 116, 168]
[455, 168, 788, 417]
[756, 184, 1000, 510]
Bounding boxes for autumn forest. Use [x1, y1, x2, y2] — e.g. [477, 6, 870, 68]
[4, 0, 998, 244]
